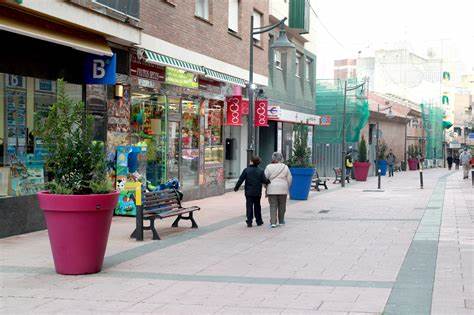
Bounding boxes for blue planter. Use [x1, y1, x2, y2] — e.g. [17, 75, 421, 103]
[377, 160, 387, 176]
[289, 168, 315, 200]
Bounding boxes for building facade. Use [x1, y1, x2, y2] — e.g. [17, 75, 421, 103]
[0, 0, 272, 236]
[334, 59, 357, 81]
[259, 0, 319, 167]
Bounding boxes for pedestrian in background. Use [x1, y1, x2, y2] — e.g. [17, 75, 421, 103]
[264, 152, 292, 228]
[387, 149, 396, 177]
[234, 156, 270, 227]
[459, 149, 472, 179]
[454, 155, 460, 170]
[447, 155, 453, 170]
[344, 152, 353, 182]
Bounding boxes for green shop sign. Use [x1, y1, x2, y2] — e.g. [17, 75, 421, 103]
[165, 67, 198, 88]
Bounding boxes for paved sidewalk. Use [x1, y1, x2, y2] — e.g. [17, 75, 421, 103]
[0, 168, 472, 314]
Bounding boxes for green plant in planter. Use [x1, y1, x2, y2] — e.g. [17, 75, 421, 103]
[357, 136, 368, 162]
[287, 123, 313, 168]
[377, 141, 388, 160]
[35, 80, 112, 195]
[408, 144, 417, 159]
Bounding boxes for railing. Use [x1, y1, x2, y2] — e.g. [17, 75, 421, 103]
[93, 0, 140, 21]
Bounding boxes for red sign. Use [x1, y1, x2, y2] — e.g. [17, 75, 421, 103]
[226, 96, 243, 126]
[241, 99, 249, 115]
[254, 99, 268, 127]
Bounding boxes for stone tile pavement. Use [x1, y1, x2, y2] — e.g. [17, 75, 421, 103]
[0, 168, 472, 314]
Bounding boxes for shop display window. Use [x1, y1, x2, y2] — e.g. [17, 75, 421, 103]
[181, 98, 200, 188]
[204, 99, 224, 165]
[0, 73, 81, 198]
[130, 89, 167, 187]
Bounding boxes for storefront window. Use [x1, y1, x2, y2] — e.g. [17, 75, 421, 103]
[204, 99, 224, 165]
[131, 89, 167, 186]
[0, 74, 81, 197]
[181, 98, 200, 189]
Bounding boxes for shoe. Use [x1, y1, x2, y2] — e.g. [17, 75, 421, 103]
[271, 224, 277, 228]
[257, 222, 264, 226]
[279, 221, 285, 225]
[247, 222, 252, 228]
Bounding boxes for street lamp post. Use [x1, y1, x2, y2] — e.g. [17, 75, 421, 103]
[247, 16, 295, 165]
[341, 80, 366, 187]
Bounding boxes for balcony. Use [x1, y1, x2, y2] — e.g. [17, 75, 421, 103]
[93, 0, 139, 20]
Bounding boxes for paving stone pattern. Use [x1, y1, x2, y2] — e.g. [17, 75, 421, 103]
[0, 169, 472, 314]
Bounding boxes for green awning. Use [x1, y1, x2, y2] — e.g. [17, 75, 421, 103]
[144, 50, 204, 74]
[204, 68, 247, 87]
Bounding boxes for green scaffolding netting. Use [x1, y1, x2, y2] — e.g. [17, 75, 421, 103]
[315, 79, 369, 144]
[421, 103, 444, 159]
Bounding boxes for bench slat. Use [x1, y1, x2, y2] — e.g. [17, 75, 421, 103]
[144, 197, 179, 208]
[143, 204, 180, 215]
[157, 206, 200, 218]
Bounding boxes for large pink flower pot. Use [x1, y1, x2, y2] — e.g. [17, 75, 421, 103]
[408, 159, 418, 171]
[353, 161, 370, 181]
[37, 191, 119, 275]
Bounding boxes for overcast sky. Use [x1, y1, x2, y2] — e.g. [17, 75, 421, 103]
[312, 0, 474, 79]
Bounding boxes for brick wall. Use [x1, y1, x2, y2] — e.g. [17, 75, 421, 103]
[140, 0, 268, 77]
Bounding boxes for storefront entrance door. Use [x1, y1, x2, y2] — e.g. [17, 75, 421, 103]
[167, 121, 181, 182]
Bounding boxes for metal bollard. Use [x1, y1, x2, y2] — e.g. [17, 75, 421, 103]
[378, 169, 381, 189]
[419, 167, 424, 189]
[472, 170, 474, 187]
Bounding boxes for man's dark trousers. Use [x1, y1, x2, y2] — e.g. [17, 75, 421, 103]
[246, 196, 263, 225]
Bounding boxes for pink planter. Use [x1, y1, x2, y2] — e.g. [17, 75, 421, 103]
[353, 161, 370, 181]
[37, 191, 119, 275]
[408, 159, 418, 171]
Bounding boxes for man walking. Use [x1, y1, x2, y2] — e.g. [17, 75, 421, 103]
[387, 149, 396, 177]
[234, 156, 270, 227]
[447, 155, 453, 170]
[459, 149, 472, 179]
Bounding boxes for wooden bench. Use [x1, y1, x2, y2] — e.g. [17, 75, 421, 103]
[130, 188, 200, 241]
[333, 167, 350, 184]
[311, 170, 328, 191]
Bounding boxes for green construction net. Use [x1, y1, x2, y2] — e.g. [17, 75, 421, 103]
[421, 103, 444, 159]
[315, 79, 370, 144]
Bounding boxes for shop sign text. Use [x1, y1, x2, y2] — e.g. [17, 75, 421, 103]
[165, 67, 198, 89]
[84, 53, 116, 84]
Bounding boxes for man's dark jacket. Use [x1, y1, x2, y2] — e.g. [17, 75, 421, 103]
[234, 165, 270, 197]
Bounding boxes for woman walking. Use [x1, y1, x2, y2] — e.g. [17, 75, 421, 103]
[264, 152, 292, 228]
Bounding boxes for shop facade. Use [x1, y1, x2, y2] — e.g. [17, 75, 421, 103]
[0, 10, 125, 236]
[259, 106, 319, 166]
[117, 49, 246, 201]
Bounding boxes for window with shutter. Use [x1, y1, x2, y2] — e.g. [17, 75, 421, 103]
[228, 0, 239, 32]
[252, 10, 262, 41]
[195, 0, 209, 20]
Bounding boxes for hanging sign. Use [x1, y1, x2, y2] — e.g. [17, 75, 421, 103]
[254, 99, 269, 127]
[165, 67, 198, 88]
[84, 53, 116, 84]
[225, 96, 242, 126]
[241, 99, 249, 115]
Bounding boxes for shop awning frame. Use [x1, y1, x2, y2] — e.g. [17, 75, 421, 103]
[204, 68, 247, 87]
[0, 8, 113, 56]
[144, 50, 205, 74]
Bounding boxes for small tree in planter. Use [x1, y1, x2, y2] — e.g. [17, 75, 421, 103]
[353, 136, 370, 181]
[377, 141, 388, 175]
[35, 80, 118, 275]
[287, 123, 314, 200]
